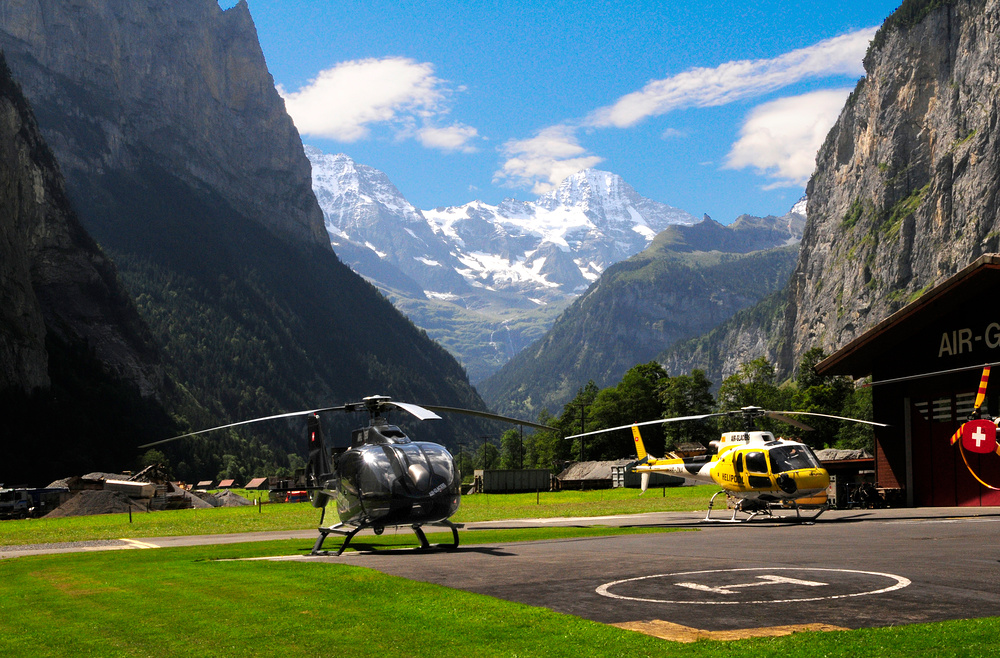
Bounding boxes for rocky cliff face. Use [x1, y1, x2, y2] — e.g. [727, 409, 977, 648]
[0, 59, 50, 392]
[0, 55, 163, 398]
[0, 0, 328, 249]
[666, 0, 1000, 384]
[0, 54, 175, 484]
[786, 0, 996, 363]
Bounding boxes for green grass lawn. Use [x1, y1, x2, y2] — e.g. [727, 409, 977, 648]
[0, 485, 718, 547]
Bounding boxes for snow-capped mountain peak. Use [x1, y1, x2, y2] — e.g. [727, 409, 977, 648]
[306, 147, 698, 307]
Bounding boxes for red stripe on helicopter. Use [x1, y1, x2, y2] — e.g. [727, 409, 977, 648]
[975, 366, 991, 409]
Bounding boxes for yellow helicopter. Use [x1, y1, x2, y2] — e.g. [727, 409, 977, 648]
[566, 406, 887, 522]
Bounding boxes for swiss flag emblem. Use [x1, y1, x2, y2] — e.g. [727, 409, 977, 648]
[962, 419, 997, 454]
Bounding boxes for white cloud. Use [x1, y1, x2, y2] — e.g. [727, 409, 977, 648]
[280, 57, 478, 152]
[417, 124, 480, 152]
[496, 28, 875, 195]
[587, 27, 875, 129]
[724, 88, 853, 188]
[493, 126, 604, 194]
[660, 127, 687, 140]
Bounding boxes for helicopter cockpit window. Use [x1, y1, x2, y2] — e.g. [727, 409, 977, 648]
[364, 426, 412, 445]
[744, 451, 768, 474]
[379, 427, 411, 444]
[768, 445, 820, 473]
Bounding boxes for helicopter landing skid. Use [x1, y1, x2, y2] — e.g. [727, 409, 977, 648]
[702, 491, 828, 524]
[311, 523, 359, 556]
[411, 520, 461, 551]
[311, 520, 461, 556]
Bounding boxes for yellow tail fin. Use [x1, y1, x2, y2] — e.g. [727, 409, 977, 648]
[631, 425, 648, 461]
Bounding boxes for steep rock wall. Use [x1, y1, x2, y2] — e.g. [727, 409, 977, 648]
[0, 0, 328, 249]
[787, 0, 997, 360]
[0, 55, 163, 398]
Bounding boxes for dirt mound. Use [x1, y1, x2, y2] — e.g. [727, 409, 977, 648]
[215, 490, 252, 507]
[45, 490, 147, 518]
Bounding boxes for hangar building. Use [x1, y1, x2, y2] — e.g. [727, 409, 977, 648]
[816, 254, 1000, 507]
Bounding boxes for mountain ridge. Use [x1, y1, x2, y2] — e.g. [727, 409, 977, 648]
[0, 0, 491, 480]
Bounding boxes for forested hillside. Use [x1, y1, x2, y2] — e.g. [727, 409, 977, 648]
[481, 213, 803, 417]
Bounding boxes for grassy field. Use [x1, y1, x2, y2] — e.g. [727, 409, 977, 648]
[2, 486, 999, 656]
[0, 485, 717, 546]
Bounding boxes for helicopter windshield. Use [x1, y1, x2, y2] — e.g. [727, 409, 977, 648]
[768, 445, 821, 473]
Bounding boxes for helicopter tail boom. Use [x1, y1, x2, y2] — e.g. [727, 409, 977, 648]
[630, 425, 648, 461]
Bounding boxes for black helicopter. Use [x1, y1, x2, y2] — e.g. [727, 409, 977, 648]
[140, 395, 548, 555]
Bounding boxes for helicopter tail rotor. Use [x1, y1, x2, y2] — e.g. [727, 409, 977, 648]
[975, 365, 991, 412]
[949, 365, 993, 446]
[306, 414, 331, 508]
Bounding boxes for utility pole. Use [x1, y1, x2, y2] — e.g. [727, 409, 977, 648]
[519, 425, 524, 470]
[567, 402, 591, 461]
[480, 435, 494, 470]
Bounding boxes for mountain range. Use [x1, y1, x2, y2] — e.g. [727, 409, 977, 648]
[307, 141, 807, 409]
[309, 148, 709, 381]
[310, 149, 698, 306]
[480, 207, 806, 416]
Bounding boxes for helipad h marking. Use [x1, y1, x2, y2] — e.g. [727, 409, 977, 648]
[675, 574, 827, 595]
[596, 567, 911, 605]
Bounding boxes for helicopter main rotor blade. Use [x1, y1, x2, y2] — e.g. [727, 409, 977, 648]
[137, 405, 350, 449]
[564, 413, 725, 441]
[388, 401, 442, 421]
[420, 405, 551, 431]
[767, 410, 888, 428]
[763, 411, 814, 431]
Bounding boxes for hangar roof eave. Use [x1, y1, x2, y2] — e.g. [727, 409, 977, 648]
[815, 253, 1000, 378]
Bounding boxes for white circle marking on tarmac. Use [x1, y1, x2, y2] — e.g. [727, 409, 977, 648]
[596, 567, 911, 605]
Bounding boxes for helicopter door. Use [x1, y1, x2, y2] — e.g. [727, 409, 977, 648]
[744, 451, 772, 489]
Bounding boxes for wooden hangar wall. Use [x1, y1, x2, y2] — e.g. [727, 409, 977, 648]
[817, 254, 1000, 507]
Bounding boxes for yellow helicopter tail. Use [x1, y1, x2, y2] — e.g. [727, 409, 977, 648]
[631, 424, 648, 461]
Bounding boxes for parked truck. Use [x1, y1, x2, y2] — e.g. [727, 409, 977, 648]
[0, 487, 70, 519]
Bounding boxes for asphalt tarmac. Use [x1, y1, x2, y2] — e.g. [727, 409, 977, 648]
[313, 507, 1000, 636]
[5, 507, 999, 639]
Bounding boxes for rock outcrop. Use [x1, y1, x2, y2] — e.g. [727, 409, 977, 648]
[0, 54, 164, 398]
[668, 0, 1000, 384]
[786, 0, 997, 363]
[0, 0, 328, 249]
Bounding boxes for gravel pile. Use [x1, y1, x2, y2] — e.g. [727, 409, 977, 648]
[215, 490, 253, 507]
[45, 490, 147, 518]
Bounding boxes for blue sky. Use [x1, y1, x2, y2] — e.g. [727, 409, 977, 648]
[226, 0, 902, 222]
